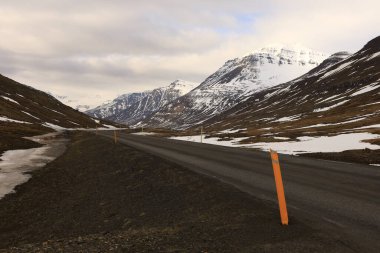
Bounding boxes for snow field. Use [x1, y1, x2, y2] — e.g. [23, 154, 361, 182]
[169, 132, 380, 155]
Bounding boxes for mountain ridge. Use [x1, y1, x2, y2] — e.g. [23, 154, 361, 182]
[141, 44, 327, 129]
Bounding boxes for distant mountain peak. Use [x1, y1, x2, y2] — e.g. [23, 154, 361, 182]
[168, 79, 197, 94]
[200, 43, 328, 92]
[244, 44, 328, 66]
[86, 79, 197, 124]
[243, 43, 323, 55]
[257, 43, 310, 53]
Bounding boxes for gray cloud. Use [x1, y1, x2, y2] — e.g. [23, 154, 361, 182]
[0, 0, 379, 105]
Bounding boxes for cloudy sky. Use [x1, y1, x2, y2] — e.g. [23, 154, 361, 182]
[1, 0, 379, 107]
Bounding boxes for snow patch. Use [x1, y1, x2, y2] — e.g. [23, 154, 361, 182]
[102, 124, 117, 129]
[131, 132, 156, 136]
[366, 52, 380, 61]
[361, 101, 380, 107]
[170, 132, 380, 155]
[22, 111, 40, 120]
[219, 128, 247, 134]
[274, 115, 301, 122]
[317, 94, 341, 104]
[44, 107, 65, 115]
[170, 135, 246, 147]
[248, 133, 380, 154]
[274, 137, 291, 140]
[0, 132, 67, 199]
[354, 124, 380, 129]
[69, 121, 80, 126]
[313, 100, 349, 112]
[42, 122, 66, 130]
[296, 117, 367, 129]
[0, 116, 31, 124]
[319, 59, 354, 79]
[350, 83, 379, 96]
[1, 96, 19, 105]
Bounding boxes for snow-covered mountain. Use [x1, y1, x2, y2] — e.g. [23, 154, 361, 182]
[86, 92, 149, 120]
[199, 36, 380, 148]
[142, 45, 327, 129]
[87, 79, 197, 125]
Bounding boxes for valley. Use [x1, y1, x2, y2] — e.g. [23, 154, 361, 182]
[1, 27, 379, 252]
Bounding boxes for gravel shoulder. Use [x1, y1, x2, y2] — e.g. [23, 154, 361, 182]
[0, 132, 354, 252]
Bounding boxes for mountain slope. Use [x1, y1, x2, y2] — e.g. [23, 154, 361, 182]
[0, 74, 115, 153]
[143, 45, 327, 129]
[195, 36, 380, 155]
[87, 80, 197, 125]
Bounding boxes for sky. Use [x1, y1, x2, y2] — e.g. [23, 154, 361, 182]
[0, 0, 379, 107]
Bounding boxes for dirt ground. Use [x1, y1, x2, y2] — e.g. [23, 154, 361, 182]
[301, 149, 380, 165]
[0, 132, 353, 252]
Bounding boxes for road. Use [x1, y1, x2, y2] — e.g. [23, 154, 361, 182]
[100, 131, 380, 252]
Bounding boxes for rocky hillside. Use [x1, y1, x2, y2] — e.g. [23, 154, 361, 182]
[142, 45, 327, 129]
[87, 80, 197, 125]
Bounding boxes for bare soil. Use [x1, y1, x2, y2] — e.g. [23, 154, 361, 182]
[301, 149, 380, 165]
[0, 132, 353, 252]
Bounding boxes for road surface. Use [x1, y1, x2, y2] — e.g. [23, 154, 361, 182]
[100, 131, 380, 252]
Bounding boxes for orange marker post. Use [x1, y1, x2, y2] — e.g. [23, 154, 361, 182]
[270, 149, 289, 225]
[114, 130, 117, 144]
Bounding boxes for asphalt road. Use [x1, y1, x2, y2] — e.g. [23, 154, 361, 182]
[100, 131, 380, 252]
